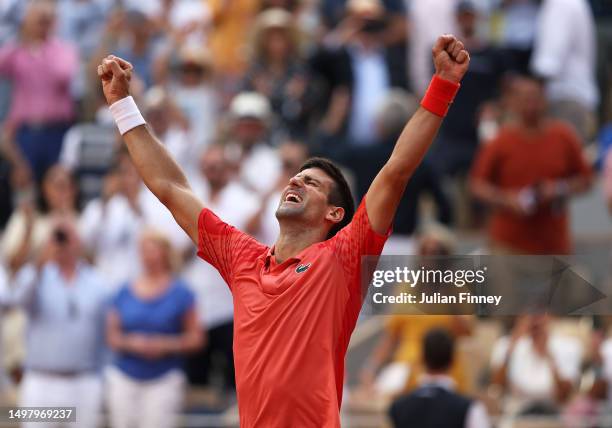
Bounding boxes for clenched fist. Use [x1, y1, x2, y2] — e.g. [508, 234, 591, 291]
[432, 35, 470, 83]
[97, 55, 133, 105]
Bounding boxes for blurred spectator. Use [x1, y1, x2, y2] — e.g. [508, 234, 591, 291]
[493, 0, 539, 74]
[490, 314, 583, 416]
[8, 217, 109, 428]
[55, 0, 109, 59]
[342, 0, 408, 146]
[207, 0, 261, 86]
[605, 148, 612, 214]
[106, 228, 202, 428]
[79, 149, 145, 291]
[93, 8, 160, 89]
[409, 0, 457, 95]
[319, 0, 406, 48]
[247, 140, 310, 245]
[531, 0, 599, 141]
[0, 0, 78, 182]
[226, 92, 282, 195]
[141, 87, 195, 179]
[470, 75, 593, 254]
[153, 45, 219, 149]
[358, 230, 471, 396]
[2, 165, 78, 274]
[431, 0, 508, 176]
[243, 8, 315, 139]
[389, 328, 491, 428]
[184, 144, 259, 390]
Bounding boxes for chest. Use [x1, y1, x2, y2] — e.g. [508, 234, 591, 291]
[232, 253, 351, 324]
[495, 135, 573, 185]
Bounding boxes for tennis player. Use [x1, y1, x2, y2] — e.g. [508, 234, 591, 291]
[98, 34, 469, 427]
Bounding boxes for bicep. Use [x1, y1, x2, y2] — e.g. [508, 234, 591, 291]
[365, 166, 407, 235]
[165, 184, 204, 246]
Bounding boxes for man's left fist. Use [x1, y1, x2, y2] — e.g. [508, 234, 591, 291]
[432, 34, 470, 84]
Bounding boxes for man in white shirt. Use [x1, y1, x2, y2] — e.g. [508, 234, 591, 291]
[183, 144, 260, 389]
[491, 314, 583, 415]
[531, 0, 598, 141]
[226, 92, 282, 196]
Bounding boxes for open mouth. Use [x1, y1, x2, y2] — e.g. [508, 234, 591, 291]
[284, 191, 303, 204]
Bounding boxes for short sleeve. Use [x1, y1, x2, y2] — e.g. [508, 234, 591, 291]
[489, 336, 510, 369]
[470, 139, 501, 184]
[197, 208, 265, 288]
[328, 198, 390, 296]
[561, 125, 592, 178]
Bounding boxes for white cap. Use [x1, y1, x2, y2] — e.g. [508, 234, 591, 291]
[229, 92, 271, 121]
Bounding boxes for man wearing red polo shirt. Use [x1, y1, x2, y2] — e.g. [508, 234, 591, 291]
[98, 34, 469, 427]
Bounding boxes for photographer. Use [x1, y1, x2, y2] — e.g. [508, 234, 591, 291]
[8, 217, 109, 428]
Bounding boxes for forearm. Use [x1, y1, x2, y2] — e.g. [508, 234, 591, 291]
[122, 125, 191, 206]
[384, 108, 443, 183]
[471, 179, 512, 210]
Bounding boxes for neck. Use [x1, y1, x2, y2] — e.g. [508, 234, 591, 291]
[274, 223, 327, 263]
[58, 260, 77, 281]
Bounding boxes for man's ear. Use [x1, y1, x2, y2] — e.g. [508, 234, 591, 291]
[325, 206, 345, 225]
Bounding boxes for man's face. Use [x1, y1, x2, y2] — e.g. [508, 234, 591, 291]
[276, 168, 342, 229]
[200, 146, 230, 189]
[514, 78, 546, 124]
[234, 118, 266, 146]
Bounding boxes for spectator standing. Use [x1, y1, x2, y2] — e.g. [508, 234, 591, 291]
[490, 315, 583, 416]
[79, 149, 145, 291]
[153, 44, 219, 149]
[184, 145, 260, 390]
[243, 8, 315, 139]
[432, 0, 508, 177]
[226, 92, 282, 195]
[8, 218, 109, 428]
[493, 0, 539, 74]
[470, 75, 592, 254]
[0, 0, 78, 182]
[2, 165, 78, 274]
[106, 229, 203, 428]
[531, 0, 599, 141]
[389, 328, 491, 428]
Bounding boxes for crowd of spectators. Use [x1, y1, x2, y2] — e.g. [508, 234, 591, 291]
[0, 0, 611, 427]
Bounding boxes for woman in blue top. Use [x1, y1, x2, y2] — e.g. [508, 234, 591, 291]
[106, 228, 203, 428]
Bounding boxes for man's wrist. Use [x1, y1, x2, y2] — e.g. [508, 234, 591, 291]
[109, 96, 146, 135]
[421, 75, 461, 117]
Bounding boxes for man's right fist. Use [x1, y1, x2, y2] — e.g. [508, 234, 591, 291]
[97, 55, 133, 105]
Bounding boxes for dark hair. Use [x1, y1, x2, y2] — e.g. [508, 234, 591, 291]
[299, 157, 354, 239]
[423, 328, 454, 372]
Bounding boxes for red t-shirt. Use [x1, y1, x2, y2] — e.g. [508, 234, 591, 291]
[197, 199, 388, 427]
[471, 120, 592, 253]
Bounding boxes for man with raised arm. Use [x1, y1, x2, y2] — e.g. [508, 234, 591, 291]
[97, 34, 469, 427]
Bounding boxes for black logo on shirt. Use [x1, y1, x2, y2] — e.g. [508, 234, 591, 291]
[296, 263, 311, 274]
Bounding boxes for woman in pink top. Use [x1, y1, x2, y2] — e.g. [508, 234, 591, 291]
[0, 1, 78, 182]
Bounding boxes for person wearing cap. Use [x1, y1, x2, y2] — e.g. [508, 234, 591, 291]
[152, 38, 219, 150]
[98, 33, 470, 427]
[226, 92, 282, 196]
[243, 8, 314, 139]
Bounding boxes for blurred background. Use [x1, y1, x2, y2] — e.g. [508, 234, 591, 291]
[0, 0, 611, 427]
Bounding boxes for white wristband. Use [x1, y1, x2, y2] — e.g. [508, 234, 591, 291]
[109, 96, 146, 135]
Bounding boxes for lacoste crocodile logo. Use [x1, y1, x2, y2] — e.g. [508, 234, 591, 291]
[296, 263, 311, 274]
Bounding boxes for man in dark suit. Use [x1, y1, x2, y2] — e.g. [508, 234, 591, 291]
[389, 328, 491, 428]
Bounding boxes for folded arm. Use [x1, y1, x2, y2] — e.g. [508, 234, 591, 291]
[365, 35, 470, 234]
